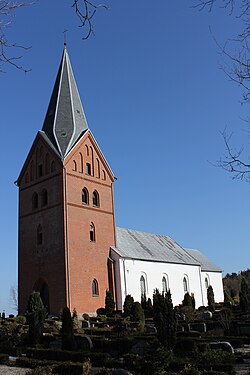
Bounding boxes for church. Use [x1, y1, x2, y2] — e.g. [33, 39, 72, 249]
[17, 47, 224, 315]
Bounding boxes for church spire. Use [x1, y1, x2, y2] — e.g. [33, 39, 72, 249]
[42, 47, 88, 158]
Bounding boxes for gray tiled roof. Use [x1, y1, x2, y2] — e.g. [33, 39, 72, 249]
[112, 227, 200, 266]
[185, 248, 222, 272]
[42, 47, 88, 158]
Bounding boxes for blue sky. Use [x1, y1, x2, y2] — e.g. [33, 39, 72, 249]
[1, 1, 249, 314]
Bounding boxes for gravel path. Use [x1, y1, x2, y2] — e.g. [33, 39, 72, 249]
[0, 365, 31, 374]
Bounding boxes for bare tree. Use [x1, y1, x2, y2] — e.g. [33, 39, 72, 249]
[217, 130, 250, 182]
[72, 0, 109, 40]
[0, 1, 109, 72]
[195, 0, 250, 180]
[0, 1, 33, 72]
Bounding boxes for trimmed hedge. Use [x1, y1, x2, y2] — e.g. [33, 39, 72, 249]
[26, 348, 114, 367]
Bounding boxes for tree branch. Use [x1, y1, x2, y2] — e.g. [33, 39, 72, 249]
[72, 0, 109, 40]
[217, 130, 250, 181]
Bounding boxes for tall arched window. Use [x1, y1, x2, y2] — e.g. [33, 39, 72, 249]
[85, 145, 89, 156]
[79, 152, 83, 173]
[41, 189, 48, 207]
[86, 162, 91, 175]
[102, 170, 106, 180]
[183, 276, 189, 293]
[92, 190, 100, 207]
[37, 224, 43, 245]
[140, 275, 146, 297]
[82, 187, 89, 205]
[30, 161, 34, 181]
[90, 222, 96, 242]
[205, 275, 210, 289]
[32, 192, 38, 210]
[51, 160, 55, 173]
[45, 153, 50, 174]
[73, 160, 77, 172]
[96, 158, 100, 178]
[162, 276, 168, 293]
[92, 279, 99, 296]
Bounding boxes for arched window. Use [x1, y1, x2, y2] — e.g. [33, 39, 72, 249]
[32, 192, 38, 210]
[37, 224, 43, 245]
[39, 146, 44, 158]
[30, 161, 34, 181]
[205, 275, 210, 289]
[162, 276, 168, 293]
[96, 159, 100, 178]
[51, 160, 55, 173]
[82, 187, 89, 205]
[45, 153, 50, 174]
[102, 170, 106, 180]
[73, 160, 77, 172]
[140, 275, 146, 297]
[183, 276, 189, 293]
[90, 222, 96, 242]
[41, 189, 48, 207]
[38, 164, 43, 177]
[86, 162, 91, 175]
[79, 152, 83, 173]
[92, 190, 100, 207]
[92, 279, 99, 296]
[85, 145, 89, 156]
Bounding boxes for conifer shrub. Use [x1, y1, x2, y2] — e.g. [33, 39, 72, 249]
[182, 293, 193, 308]
[207, 286, 215, 312]
[26, 291, 47, 345]
[105, 290, 115, 316]
[62, 307, 75, 350]
[239, 278, 250, 312]
[153, 289, 176, 350]
[123, 295, 134, 317]
[130, 302, 145, 331]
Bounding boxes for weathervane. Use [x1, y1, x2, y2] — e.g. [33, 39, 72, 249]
[63, 29, 68, 46]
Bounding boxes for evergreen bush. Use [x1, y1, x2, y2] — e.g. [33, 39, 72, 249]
[130, 302, 145, 331]
[105, 290, 115, 316]
[123, 295, 134, 317]
[62, 307, 75, 350]
[26, 291, 47, 345]
[153, 289, 176, 350]
[239, 277, 250, 312]
[207, 286, 215, 312]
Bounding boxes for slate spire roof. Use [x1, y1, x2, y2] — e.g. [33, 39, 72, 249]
[42, 46, 88, 158]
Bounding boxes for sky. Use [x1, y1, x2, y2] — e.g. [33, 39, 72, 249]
[0, 0, 249, 314]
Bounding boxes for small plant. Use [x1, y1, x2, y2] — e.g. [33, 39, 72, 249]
[180, 364, 201, 375]
[83, 358, 92, 375]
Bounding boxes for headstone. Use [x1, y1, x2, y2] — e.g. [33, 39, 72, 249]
[110, 370, 130, 375]
[75, 335, 93, 351]
[82, 320, 90, 328]
[202, 310, 212, 320]
[49, 336, 62, 349]
[130, 340, 150, 356]
[188, 323, 206, 333]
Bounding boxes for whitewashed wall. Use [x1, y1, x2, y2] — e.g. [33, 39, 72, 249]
[116, 258, 206, 308]
[201, 271, 224, 305]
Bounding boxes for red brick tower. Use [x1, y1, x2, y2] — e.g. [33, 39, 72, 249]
[17, 47, 116, 315]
